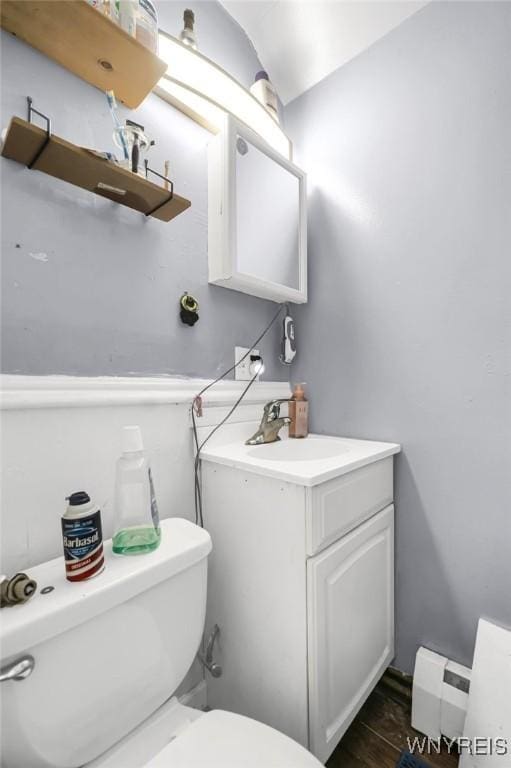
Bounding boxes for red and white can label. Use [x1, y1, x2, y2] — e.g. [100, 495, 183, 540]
[61, 510, 104, 582]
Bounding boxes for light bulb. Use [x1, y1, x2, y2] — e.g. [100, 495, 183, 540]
[249, 356, 265, 377]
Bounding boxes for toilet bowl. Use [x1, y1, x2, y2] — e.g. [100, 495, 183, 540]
[0, 518, 323, 768]
[89, 696, 321, 768]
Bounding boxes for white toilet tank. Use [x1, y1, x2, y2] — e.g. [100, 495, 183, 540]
[0, 518, 212, 768]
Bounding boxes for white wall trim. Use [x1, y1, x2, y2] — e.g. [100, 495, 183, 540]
[0, 374, 291, 410]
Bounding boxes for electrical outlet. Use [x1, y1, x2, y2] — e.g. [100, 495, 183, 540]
[235, 346, 262, 381]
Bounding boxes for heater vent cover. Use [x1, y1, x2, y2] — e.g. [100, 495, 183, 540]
[412, 647, 471, 739]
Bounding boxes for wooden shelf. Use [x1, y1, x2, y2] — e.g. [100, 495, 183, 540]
[1, 116, 191, 223]
[0, 0, 167, 109]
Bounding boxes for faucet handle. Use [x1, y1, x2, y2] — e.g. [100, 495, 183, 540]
[263, 398, 289, 421]
[246, 398, 291, 445]
[268, 403, 281, 422]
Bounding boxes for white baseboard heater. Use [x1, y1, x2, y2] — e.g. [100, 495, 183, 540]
[412, 647, 472, 739]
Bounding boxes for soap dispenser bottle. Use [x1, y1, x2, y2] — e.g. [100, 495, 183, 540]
[112, 426, 161, 555]
[289, 383, 309, 438]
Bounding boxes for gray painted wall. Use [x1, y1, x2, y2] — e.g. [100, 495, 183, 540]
[0, 1, 287, 380]
[286, 2, 511, 672]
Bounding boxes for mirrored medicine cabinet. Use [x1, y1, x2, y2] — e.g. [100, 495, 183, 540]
[208, 116, 307, 304]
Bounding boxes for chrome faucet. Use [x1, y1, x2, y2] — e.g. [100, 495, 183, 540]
[245, 399, 291, 446]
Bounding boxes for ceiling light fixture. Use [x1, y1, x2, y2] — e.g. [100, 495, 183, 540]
[155, 32, 292, 159]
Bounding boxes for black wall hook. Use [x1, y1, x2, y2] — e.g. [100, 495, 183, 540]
[180, 293, 199, 326]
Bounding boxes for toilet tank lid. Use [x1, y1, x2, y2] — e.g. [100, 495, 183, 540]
[1, 518, 211, 659]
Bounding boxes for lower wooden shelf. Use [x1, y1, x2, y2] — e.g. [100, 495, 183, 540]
[1, 116, 191, 222]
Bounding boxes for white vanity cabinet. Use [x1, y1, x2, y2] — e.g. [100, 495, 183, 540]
[201, 436, 399, 764]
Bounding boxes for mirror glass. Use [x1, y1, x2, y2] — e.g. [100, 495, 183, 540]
[235, 135, 300, 289]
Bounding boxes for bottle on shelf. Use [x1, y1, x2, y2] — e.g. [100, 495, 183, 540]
[118, 0, 137, 37]
[87, 0, 120, 26]
[250, 71, 280, 123]
[135, 0, 159, 54]
[179, 9, 198, 49]
[101, 0, 120, 24]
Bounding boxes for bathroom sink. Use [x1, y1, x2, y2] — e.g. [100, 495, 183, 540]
[247, 437, 350, 462]
[201, 430, 400, 487]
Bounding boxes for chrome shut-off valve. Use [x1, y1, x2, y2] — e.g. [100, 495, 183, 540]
[198, 624, 222, 678]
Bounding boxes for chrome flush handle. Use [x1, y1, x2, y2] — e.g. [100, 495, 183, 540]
[198, 625, 222, 678]
[0, 654, 35, 682]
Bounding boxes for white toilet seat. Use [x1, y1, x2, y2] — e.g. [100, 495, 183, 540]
[89, 697, 323, 768]
[144, 709, 323, 768]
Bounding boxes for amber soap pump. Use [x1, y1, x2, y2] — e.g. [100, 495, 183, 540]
[289, 383, 309, 438]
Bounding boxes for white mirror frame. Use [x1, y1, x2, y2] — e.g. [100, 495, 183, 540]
[208, 116, 307, 304]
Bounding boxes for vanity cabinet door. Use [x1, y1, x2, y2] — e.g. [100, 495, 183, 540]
[307, 505, 394, 763]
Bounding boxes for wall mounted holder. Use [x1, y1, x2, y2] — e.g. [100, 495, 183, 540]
[180, 293, 199, 326]
[1, 98, 191, 223]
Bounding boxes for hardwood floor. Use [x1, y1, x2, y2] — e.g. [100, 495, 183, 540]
[326, 678, 460, 768]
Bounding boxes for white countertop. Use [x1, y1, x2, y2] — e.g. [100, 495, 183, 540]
[200, 432, 400, 487]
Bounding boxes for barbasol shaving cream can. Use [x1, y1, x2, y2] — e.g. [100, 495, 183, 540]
[62, 492, 104, 581]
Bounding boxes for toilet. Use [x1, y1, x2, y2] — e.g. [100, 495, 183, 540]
[0, 518, 323, 768]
